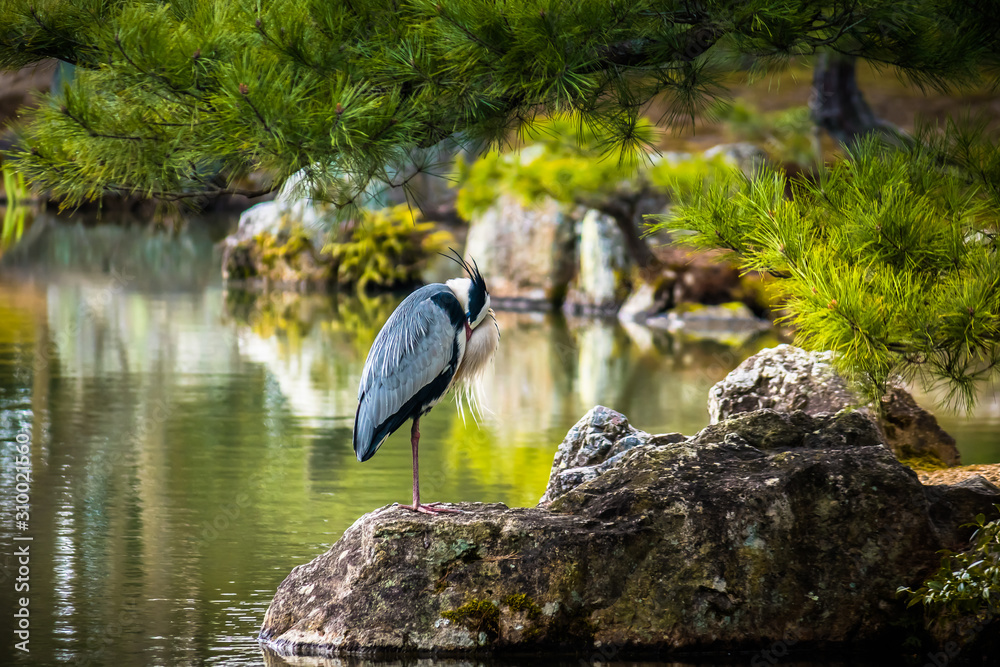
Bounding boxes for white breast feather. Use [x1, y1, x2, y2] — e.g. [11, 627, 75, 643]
[452, 309, 500, 424]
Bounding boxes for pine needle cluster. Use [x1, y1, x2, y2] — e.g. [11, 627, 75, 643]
[2, 0, 999, 205]
[657, 122, 1000, 409]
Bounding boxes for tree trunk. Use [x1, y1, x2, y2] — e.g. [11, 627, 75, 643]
[809, 52, 903, 148]
[594, 194, 662, 271]
[613, 211, 661, 271]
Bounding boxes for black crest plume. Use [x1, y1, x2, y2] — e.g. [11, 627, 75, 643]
[441, 247, 486, 290]
[441, 248, 488, 319]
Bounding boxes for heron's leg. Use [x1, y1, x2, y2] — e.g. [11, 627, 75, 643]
[400, 416, 461, 514]
[411, 417, 420, 509]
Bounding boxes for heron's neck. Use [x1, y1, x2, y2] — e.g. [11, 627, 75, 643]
[445, 278, 472, 313]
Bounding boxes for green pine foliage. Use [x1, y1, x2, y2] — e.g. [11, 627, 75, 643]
[656, 123, 1000, 408]
[2, 163, 30, 252]
[2, 0, 1000, 205]
[3, 1, 1000, 408]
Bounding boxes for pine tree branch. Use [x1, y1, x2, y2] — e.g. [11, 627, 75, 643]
[27, 6, 85, 64]
[59, 106, 153, 143]
[435, 6, 505, 58]
[3, 0, 999, 210]
[255, 18, 333, 75]
[114, 35, 202, 103]
[239, 86, 275, 137]
[106, 184, 275, 201]
[586, 26, 723, 73]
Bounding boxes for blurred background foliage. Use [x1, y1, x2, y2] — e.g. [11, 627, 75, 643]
[452, 115, 733, 221]
[325, 204, 453, 290]
[709, 100, 818, 167]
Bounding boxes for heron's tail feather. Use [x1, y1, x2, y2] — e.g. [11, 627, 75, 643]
[353, 400, 381, 462]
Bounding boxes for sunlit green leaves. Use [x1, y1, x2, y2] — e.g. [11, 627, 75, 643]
[899, 506, 1000, 620]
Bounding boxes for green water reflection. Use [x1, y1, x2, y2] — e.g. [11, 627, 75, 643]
[0, 219, 996, 666]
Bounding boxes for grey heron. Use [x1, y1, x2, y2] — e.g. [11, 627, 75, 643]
[353, 251, 500, 514]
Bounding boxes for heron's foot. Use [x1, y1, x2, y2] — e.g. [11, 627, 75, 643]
[400, 502, 464, 514]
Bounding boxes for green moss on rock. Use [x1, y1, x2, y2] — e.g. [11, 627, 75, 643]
[441, 599, 500, 641]
[503, 593, 542, 619]
[899, 449, 949, 472]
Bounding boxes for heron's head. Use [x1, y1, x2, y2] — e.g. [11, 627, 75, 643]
[443, 250, 491, 329]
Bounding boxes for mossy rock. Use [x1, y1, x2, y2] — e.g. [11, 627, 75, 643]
[260, 406, 1000, 658]
[442, 599, 501, 642]
[708, 345, 963, 466]
[221, 205, 452, 290]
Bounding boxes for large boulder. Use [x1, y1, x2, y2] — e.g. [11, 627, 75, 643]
[220, 186, 336, 288]
[541, 405, 683, 502]
[259, 406, 999, 658]
[709, 344, 961, 465]
[463, 193, 577, 307]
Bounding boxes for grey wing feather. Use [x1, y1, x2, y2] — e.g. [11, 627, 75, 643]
[354, 286, 461, 461]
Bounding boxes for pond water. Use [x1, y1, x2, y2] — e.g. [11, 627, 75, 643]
[0, 217, 997, 666]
